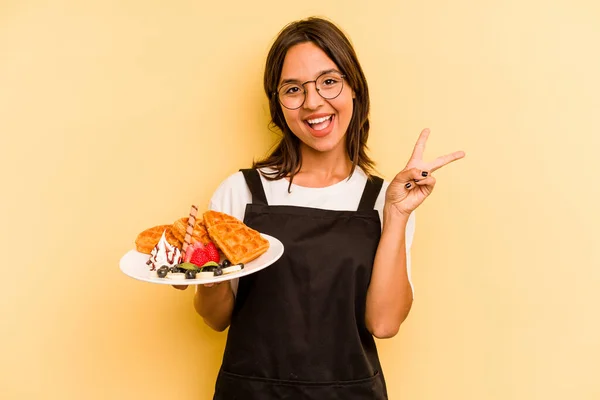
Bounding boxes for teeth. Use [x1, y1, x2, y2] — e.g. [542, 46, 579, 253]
[307, 115, 332, 125]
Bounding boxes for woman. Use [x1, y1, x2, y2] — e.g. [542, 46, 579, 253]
[190, 17, 464, 399]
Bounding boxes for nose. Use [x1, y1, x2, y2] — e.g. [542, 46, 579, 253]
[302, 82, 323, 110]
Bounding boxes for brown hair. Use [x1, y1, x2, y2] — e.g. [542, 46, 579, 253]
[253, 17, 375, 185]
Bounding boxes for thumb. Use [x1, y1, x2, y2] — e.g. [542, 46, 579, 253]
[393, 167, 429, 184]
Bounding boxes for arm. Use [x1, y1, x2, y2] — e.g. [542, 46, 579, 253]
[365, 128, 465, 339]
[194, 283, 235, 332]
[192, 171, 250, 331]
[365, 207, 413, 339]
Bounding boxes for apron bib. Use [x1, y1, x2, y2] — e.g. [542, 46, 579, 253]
[213, 169, 387, 399]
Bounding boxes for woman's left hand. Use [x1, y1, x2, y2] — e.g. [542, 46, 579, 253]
[386, 128, 465, 217]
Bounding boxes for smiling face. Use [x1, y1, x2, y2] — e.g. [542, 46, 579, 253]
[278, 42, 355, 157]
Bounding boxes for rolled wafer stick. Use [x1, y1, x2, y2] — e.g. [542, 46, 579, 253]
[181, 205, 198, 259]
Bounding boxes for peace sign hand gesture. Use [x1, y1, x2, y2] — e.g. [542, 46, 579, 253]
[386, 129, 465, 217]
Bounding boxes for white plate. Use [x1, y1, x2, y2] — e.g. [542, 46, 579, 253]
[119, 234, 284, 285]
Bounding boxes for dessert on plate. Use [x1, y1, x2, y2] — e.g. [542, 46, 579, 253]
[133, 207, 270, 280]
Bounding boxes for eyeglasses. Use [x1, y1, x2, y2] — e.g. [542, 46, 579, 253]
[275, 71, 346, 110]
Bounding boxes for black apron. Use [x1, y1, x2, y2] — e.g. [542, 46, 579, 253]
[213, 169, 387, 399]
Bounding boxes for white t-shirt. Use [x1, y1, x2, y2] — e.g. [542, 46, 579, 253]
[205, 167, 416, 295]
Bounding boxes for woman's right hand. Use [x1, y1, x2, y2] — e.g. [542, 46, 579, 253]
[172, 283, 217, 290]
[194, 282, 234, 331]
[172, 281, 233, 331]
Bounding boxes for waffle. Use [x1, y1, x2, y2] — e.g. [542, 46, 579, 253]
[172, 217, 211, 245]
[207, 222, 270, 265]
[135, 225, 182, 254]
[165, 229, 183, 249]
[203, 210, 244, 228]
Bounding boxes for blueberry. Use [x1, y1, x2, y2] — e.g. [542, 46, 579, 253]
[221, 259, 231, 268]
[238, 263, 245, 270]
[185, 270, 197, 279]
[157, 266, 169, 278]
[168, 266, 179, 274]
[214, 267, 223, 276]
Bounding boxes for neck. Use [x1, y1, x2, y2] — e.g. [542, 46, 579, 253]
[292, 144, 353, 187]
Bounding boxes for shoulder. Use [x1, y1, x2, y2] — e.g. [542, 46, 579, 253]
[210, 171, 249, 200]
[208, 171, 251, 220]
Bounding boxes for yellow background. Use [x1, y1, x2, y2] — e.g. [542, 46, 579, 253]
[1, 0, 599, 399]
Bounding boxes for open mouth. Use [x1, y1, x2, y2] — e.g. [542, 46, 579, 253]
[305, 114, 334, 132]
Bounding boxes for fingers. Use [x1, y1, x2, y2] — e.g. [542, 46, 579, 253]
[198, 282, 223, 289]
[394, 167, 430, 184]
[407, 128, 466, 172]
[409, 128, 430, 161]
[394, 167, 437, 190]
[411, 175, 436, 196]
[414, 175, 436, 187]
[403, 173, 436, 195]
[175, 282, 222, 291]
[430, 150, 466, 172]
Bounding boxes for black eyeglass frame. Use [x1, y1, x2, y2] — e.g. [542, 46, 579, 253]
[273, 72, 347, 110]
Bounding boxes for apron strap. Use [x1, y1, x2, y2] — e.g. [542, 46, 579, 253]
[240, 169, 268, 206]
[357, 176, 384, 211]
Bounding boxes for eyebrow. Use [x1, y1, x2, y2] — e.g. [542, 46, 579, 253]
[279, 69, 341, 86]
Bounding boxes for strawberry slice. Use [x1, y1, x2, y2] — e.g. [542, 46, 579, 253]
[190, 248, 210, 267]
[204, 242, 220, 263]
[184, 242, 204, 263]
